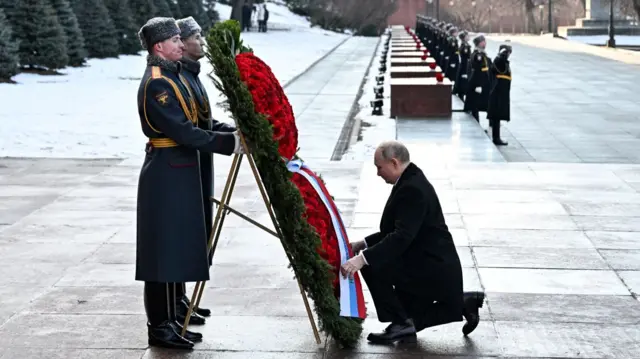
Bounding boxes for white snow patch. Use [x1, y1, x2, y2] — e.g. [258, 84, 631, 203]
[0, 15, 347, 159]
[341, 31, 395, 162]
[216, 1, 311, 29]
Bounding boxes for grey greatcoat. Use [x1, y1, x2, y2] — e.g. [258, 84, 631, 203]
[180, 58, 236, 246]
[135, 56, 236, 283]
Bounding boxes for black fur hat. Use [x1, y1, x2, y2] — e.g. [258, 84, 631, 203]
[473, 34, 486, 47]
[458, 30, 468, 41]
[177, 16, 202, 39]
[138, 17, 181, 50]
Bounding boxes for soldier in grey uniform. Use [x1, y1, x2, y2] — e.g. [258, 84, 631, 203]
[171, 16, 238, 327]
[135, 17, 244, 350]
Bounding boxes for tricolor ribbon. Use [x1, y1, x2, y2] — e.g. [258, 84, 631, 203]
[286, 158, 366, 319]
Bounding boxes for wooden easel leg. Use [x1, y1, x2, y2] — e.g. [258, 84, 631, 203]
[182, 154, 243, 336]
[242, 150, 322, 345]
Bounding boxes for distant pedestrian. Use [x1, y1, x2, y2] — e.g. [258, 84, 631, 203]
[257, 2, 269, 32]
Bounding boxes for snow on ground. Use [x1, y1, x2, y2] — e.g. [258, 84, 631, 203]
[342, 31, 395, 162]
[216, 1, 311, 29]
[0, 5, 347, 159]
[566, 35, 640, 46]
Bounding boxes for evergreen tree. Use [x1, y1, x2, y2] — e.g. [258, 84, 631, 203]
[203, 0, 219, 23]
[178, 0, 211, 31]
[168, 0, 182, 18]
[0, 0, 17, 26]
[0, 8, 20, 81]
[50, 0, 87, 66]
[104, 0, 142, 54]
[11, 0, 69, 70]
[129, 0, 157, 27]
[71, 0, 120, 58]
[153, 0, 174, 17]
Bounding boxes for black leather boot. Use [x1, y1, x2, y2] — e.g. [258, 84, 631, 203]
[169, 283, 203, 343]
[367, 318, 417, 345]
[491, 120, 507, 146]
[177, 297, 207, 325]
[144, 282, 194, 350]
[177, 283, 211, 317]
[462, 291, 485, 336]
[148, 321, 194, 349]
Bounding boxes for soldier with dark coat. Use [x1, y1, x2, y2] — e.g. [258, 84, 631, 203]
[463, 34, 492, 123]
[487, 44, 512, 146]
[444, 27, 460, 82]
[135, 17, 243, 350]
[172, 15, 237, 328]
[453, 31, 471, 101]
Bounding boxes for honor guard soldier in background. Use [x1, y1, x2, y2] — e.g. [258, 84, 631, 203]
[487, 44, 512, 146]
[463, 34, 492, 123]
[173, 15, 238, 327]
[444, 27, 459, 82]
[135, 16, 244, 350]
[453, 31, 471, 101]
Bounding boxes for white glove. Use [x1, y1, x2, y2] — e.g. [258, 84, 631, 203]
[462, 74, 468, 79]
[450, 64, 456, 68]
[475, 87, 482, 94]
[232, 131, 245, 154]
[440, 51, 444, 55]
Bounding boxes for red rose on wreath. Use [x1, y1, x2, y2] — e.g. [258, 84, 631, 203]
[290, 173, 341, 291]
[235, 53, 298, 160]
[235, 51, 342, 293]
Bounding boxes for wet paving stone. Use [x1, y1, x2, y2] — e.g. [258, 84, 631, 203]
[495, 321, 640, 358]
[473, 247, 609, 270]
[488, 293, 640, 324]
[598, 249, 640, 270]
[3, 35, 640, 359]
[479, 268, 630, 295]
[325, 321, 503, 357]
[0, 348, 145, 359]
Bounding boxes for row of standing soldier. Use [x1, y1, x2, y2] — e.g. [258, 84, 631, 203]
[415, 18, 512, 146]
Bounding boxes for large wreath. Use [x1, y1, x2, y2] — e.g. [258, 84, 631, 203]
[205, 20, 363, 346]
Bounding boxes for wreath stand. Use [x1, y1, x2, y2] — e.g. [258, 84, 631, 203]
[180, 135, 322, 344]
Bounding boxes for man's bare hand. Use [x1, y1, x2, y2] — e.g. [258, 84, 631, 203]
[350, 240, 366, 255]
[340, 254, 366, 279]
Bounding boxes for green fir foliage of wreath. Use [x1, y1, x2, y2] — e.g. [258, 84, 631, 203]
[204, 20, 363, 347]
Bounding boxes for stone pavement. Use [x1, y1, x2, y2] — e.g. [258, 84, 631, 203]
[343, 33, 640, 358]
[2, 32, 640, 359]
[0, 36, 375, 359]
[286, 36, 379, 162]
[483, 35, 640, 163]
[348, 153, 640, 358]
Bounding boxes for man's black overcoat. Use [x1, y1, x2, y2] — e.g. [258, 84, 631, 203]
[362, 162, 464, 327]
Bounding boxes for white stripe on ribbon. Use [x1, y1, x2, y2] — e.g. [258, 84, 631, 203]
[286, 159, 358, 317]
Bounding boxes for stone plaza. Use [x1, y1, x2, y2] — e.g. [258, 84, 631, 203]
[1, 33, 640, 359]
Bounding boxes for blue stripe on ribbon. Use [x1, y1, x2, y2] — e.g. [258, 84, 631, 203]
[287, 159, 362, 318]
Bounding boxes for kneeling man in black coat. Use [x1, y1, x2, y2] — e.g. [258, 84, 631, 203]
[341, 141, 485, 345]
